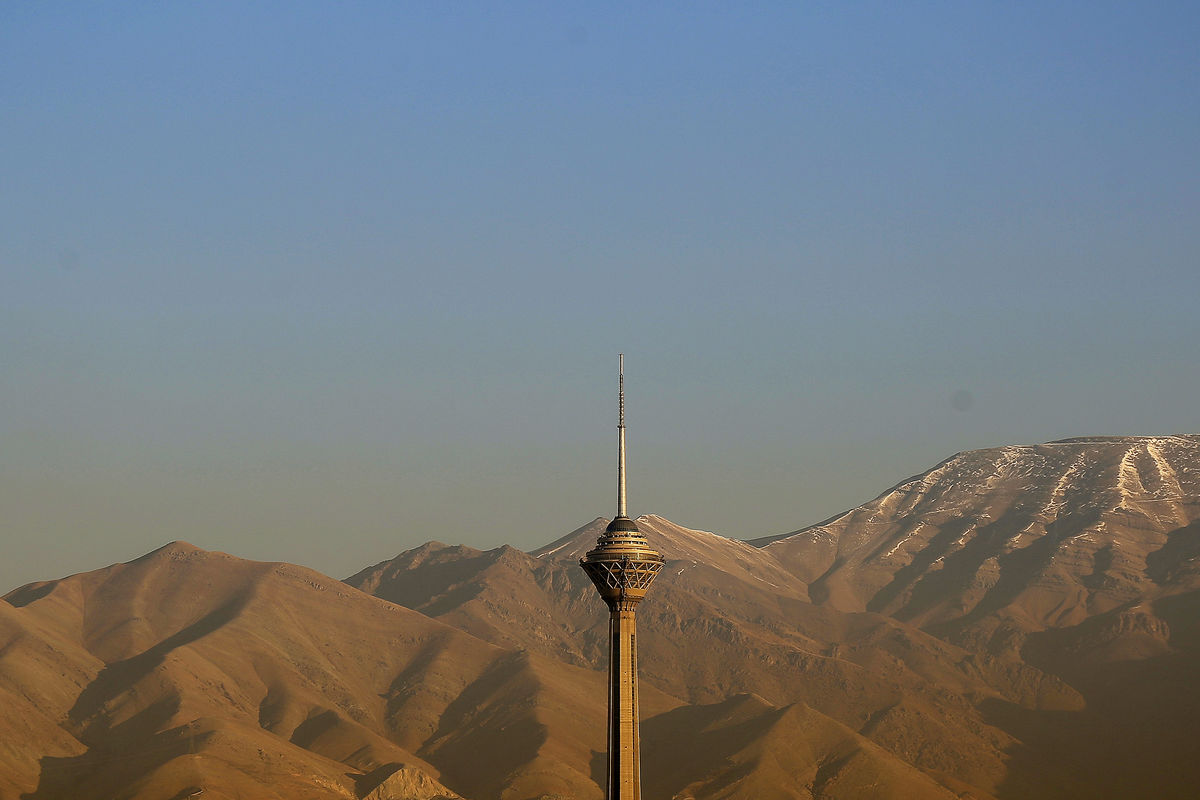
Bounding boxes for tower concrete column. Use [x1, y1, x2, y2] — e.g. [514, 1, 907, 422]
[606, 602, 642, 798]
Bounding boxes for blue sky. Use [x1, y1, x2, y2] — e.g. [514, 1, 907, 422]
[2, 2, 1198, 591]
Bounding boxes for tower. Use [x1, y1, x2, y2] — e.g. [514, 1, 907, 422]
[580, 355, 664, 800]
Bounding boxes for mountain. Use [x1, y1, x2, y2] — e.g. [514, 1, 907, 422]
[4, 435, 1200, 798]
[349, 514, 1078, 799]
[0, 543, 621, 800]
[2, 535, 982, 800]
[755, 436, 1200, 648]
[755, 435, 1200, 798]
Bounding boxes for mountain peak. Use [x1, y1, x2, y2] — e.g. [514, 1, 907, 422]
[132, 540, 210, 563]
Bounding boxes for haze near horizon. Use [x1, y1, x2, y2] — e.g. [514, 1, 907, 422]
[2, 2, 1197, 593]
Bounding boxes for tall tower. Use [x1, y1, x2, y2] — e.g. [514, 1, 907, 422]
[581, 355, 664, 800]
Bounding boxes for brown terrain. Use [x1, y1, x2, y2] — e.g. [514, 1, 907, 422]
[2, 435, 1198, 799]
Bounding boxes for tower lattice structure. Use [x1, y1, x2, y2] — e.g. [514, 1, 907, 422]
[580, 355, 664, 800]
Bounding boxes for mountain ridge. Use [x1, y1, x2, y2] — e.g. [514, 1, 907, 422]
[4, 434, 1200, 798]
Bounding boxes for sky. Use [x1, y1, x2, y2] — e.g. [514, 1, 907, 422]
[2, 2, 1198, 592]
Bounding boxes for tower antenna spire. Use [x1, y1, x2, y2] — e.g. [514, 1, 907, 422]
[617, 354, 627, 519]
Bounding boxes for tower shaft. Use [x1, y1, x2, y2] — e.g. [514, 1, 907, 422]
[606, 605, 642, 799]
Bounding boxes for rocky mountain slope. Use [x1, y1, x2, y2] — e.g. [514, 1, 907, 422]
[3, 435, 1199, 799]
[755, 435, 1200, 797]
[756, 436, 1200, 646]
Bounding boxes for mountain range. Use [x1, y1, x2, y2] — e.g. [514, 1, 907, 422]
[2, 435, 1198, 799]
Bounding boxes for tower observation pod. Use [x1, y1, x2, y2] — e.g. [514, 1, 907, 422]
[580, 355, 664, 800]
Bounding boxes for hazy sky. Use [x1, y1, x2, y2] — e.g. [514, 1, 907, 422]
[3, 2, 1198, 592]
